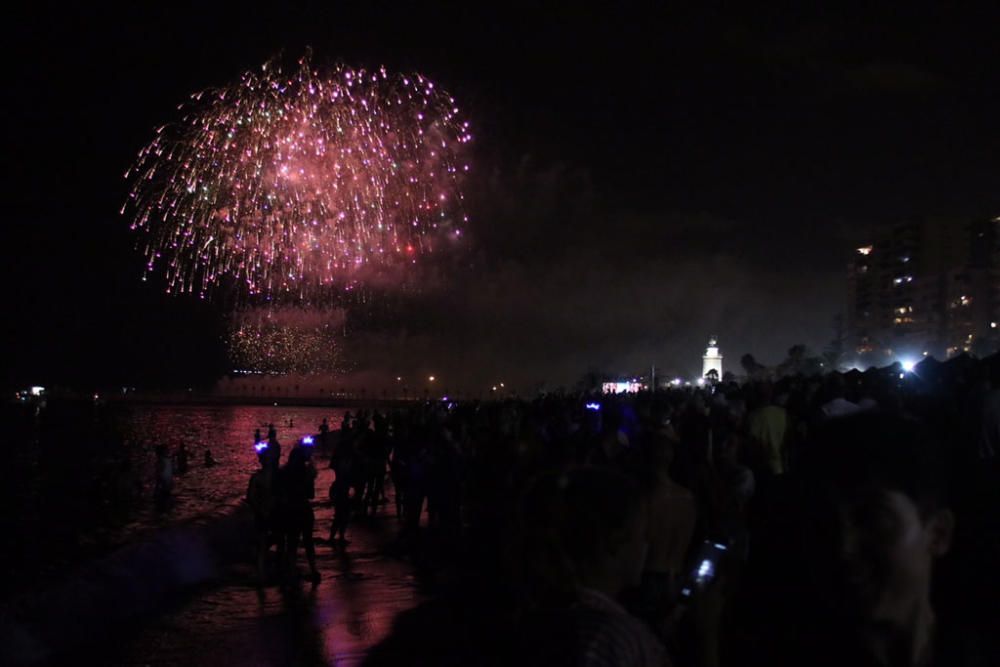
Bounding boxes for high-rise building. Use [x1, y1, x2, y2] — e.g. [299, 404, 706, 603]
[846, 216, 1000, 363]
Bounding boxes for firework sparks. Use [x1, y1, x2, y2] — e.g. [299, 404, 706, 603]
[228, 306, 347, 375]
[124, 53, 471, 301]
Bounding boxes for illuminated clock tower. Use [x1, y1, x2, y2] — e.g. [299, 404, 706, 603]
[702, 337, 723, 379]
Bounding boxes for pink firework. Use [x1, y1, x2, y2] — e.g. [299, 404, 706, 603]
[124, 53, 471, 301]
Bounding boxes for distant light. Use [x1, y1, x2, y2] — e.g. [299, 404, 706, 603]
[254, 442, 269, 453]
[993, 322, 998, 329]
[585, 402, 601, 411]
[696, 378, 706, 387]
[671, 378, 683, 386]
[396, 376, 402, 381]
[30, 386, 45, 396]
[899, 373, 906, 379]
[428, 375, 435, 382]
[901, 359, 917, 373]
[301, 436, 314, 446]
[492, 386, 497, 391]
[441, 396, 449, 402]
[857, 246, 873, 255]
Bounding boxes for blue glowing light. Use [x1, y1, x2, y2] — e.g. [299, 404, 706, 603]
[301, 435, 315, 446]
[585, 402, 601, 411]
[254, 442, 269, 453]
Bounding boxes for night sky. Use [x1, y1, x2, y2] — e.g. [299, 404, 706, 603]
[5, 3, 1000, 390]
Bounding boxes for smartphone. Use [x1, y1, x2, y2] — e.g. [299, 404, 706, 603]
[678, 540, 728, 602]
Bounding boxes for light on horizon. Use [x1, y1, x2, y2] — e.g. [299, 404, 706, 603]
[901, 359, 917, 373]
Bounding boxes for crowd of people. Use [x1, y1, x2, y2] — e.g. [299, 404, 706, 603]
[298, 355, 998, 667]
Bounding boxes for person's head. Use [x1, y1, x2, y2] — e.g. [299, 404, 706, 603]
[253, 441, 270, 466]
[805, 413, 953, 625]
[287, 446, 307, 469]
[298, 437, 315, 460]
[519, 466, 647, 599]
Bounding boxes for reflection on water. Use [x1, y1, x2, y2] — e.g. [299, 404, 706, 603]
[102, 433, 423, 667]
[118, 405, 349, 529]
[5, 403, 424, 665]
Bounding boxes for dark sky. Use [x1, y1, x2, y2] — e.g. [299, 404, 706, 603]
[5, 3, 1000, 390]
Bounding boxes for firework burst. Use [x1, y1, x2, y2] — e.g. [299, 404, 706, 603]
[228, 306, 348, 375]
[124, 52, 471, 302]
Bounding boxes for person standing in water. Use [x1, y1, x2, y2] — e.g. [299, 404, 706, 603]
[154, 444, 174, 508]
[247, 442, 279, 584]
[280, 437, 320, 582]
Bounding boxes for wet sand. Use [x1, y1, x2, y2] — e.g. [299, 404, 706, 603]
[103, 464, 424, 667]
